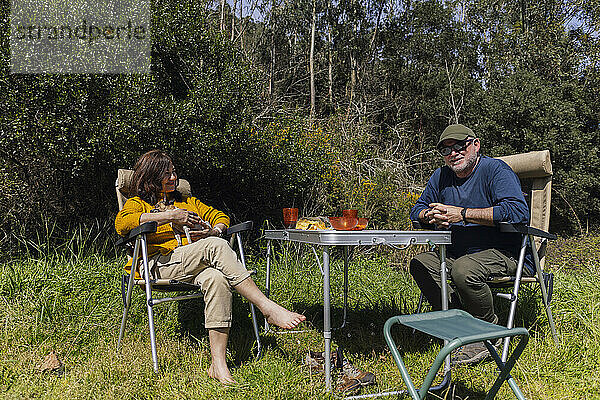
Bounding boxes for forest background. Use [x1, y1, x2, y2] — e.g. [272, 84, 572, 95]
[1, 0, 600, 249]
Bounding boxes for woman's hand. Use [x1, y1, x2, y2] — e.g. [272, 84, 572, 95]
[188, 228, 222, 241]
[188, 223, 226, 242]
[141, 208, 202, 228]
[188, 228, 211, 241]
[169, 209, 200, 227]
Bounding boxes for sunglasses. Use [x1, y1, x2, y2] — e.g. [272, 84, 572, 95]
[438, 139, 474, 156]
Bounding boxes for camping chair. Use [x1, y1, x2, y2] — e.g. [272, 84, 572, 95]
[114, 168, 262, 372]
[414, 150, 559, 362]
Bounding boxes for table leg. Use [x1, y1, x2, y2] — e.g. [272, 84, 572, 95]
[265, 240, 272, 332]
[342, 246, 349, 328]
[323, 246, 332, 392]
[333, 246, 349, 331]
[439, 244, 451, 376]
[439, 244, 448, 311]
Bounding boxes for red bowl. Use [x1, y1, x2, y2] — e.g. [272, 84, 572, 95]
[352, 218, 369, 230]
[329, 216, 358, 231]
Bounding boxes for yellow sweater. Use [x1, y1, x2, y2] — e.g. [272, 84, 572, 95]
[115, 195, 230, 268]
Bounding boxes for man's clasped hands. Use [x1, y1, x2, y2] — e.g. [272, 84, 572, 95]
[422, 203, 465, 228]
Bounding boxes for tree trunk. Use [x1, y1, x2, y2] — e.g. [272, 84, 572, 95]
[309, 0, 317, 119]
[327, 0, 333, 106]
[239, 0, 244, 50]
[328, 26, 333, 105]
[231, 0, 236, 41]
[347, 0, 358, 118]
[220, 0, 226, 33]
[269, 6, 275, 98]
[369, 0, 384, 52]
[347, 52, 356, 118]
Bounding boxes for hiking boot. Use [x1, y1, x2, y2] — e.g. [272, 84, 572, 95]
[451, 340, 500, 366]
[304, 348, 342, 372]
[341, 359, 376, 387]
[336, 374, 362, 395]
[305, 351, 325, 371]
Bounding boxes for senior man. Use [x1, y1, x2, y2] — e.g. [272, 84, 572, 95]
[409, 124, 529, 365]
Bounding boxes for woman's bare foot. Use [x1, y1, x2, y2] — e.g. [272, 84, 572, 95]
[208, 362, 236, 385]
[263, 303, 306, 329]
[232, 278, 305, 329]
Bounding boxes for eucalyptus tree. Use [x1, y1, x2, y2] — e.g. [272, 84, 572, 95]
[459, 0, 600, 232]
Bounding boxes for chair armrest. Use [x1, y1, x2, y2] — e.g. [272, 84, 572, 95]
[115, 221, 158, 246]
[224, 221, 253, 236]
[498, 222, 557, 240]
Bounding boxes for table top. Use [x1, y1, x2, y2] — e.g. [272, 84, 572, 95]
[264, 229, 451, 246]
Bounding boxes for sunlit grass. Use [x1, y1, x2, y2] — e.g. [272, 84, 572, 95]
[1, 229, 599, 399]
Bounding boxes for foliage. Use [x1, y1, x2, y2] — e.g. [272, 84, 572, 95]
[479, 70, 600, 231]
[316, 116, 422, 229]
[243, 0, 600, 233]
[239, 115, 336, 220]
[2, 0, 600, 238]
[0, 0, 263, 244]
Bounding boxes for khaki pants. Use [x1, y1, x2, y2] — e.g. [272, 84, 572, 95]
[409, 249, 526, 323]
[147, 237, 251, 329]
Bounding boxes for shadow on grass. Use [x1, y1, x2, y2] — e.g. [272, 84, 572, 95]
[444, 381, 488, 400]
[290, 281, 544, 355]
[170, 279, 546, 376]
[175, 295, 271, 364]
[291, 298, 438, 356]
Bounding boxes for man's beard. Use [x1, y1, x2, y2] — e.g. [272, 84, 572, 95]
[449, 152, 479, 175]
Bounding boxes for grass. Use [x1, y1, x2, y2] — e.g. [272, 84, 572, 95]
[1, 229, 600, 399]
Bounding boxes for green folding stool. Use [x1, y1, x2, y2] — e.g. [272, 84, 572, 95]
[384, 309, 529, 400]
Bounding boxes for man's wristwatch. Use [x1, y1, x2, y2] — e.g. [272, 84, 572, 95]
[460, 208, 467, 224]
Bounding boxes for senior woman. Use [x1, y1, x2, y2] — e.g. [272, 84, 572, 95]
[115, 150, 305, 384]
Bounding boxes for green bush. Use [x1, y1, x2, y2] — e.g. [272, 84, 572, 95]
[0, 1, 263, 245]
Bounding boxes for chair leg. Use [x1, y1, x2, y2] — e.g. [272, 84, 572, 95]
[502, 234, 528, 362]
[485, 335, 529, 400]
[543, 272, 553, 304]
[146, 297, 159, 373]
[118, 238, 141, 351]
[249, 303, 263, 360]
[411, 293, 424, 335]
[416, 292, 423, 314]
[235, 233, 263, 359]
[531, 236, 559, 345]
[384, 317, 422, 400]
[139, 234, 159, 373]
[118, 306, 129, 350]
[118, 274, 135, 350]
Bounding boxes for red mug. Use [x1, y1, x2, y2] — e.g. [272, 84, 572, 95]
[342, 209, 358, 219]
[283, 208, 299, 228]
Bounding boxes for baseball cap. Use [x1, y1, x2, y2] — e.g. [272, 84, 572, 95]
[437, 124, 475, 147]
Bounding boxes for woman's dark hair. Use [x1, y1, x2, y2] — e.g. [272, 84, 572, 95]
[129, 150, 181, 205]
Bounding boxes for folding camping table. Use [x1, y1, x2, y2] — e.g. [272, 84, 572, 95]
[264, 229, 452, 393]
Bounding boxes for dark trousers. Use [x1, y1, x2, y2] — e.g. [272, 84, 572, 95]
[409, 249, 522, 323]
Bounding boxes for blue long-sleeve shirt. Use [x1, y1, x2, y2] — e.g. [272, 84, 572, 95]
[410, 156, 529, 261]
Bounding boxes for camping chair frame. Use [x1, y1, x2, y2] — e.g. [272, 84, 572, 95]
[413, 220, 559, 360]
[115, 220, 263, 372]
[114, 170, 262, 372]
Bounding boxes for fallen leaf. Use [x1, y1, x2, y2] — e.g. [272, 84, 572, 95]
[40, 350, 63, 375]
